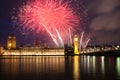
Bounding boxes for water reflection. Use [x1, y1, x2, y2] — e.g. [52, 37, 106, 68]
[20, 56, 65, 73]
[101, 56, 105, 74]
[81, 56, 97, 75]
[73, 56, 80, 80]
[0, 56, 65, 80]
[92, 56, 96, 73]
[117, 57, 120, 78]
[0, 56, 120, 80]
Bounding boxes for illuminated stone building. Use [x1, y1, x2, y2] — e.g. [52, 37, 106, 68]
[7, 35, 16, 49]
[34, 38, 40, 46]
[0, 45, 3, 54]
[74, 34, 79, 54]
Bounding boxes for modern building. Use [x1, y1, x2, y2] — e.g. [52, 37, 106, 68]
[74, 34, 79, 54]
[7, 35, 16, 49]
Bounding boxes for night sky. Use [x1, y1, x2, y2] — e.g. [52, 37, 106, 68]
[0, 0, 120, 47]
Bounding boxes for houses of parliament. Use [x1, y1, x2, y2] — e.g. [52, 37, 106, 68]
[0, 34, 80, 55]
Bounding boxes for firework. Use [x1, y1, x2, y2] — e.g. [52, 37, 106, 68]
[84, 39, 90, 48]
[69, 28, 72, 46]
[79, 32, 84, 49]
[16, 0, 79, 47]
[55, 28, 64, 47]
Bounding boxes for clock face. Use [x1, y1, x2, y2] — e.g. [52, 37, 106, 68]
[74, 38, 78, 41]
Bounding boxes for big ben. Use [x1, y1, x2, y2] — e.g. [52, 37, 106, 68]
[74, 34, 79, 54]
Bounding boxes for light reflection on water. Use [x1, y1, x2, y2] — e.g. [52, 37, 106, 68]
[0, 56, 120, 80]
[101, 56, 105, 75]
[117, 57, 120, 78]
[73, 56, 80, 80]
[0, 56, 65, 75]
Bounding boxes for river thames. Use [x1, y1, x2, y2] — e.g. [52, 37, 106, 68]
[0, 55, 120, 80]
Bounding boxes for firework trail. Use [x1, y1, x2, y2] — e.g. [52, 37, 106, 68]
[69, 28, 72, 46]
[55, 28, 64, 47]
[84, 39, 90, 48]
[41, 24, 59, 47]
[15, 0, 79, 47]
[79, 32, 84, 49]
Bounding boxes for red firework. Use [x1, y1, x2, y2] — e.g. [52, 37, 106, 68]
[17, 0, 79, 47]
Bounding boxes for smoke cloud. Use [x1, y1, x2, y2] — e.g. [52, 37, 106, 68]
[89, 0, 120, 44]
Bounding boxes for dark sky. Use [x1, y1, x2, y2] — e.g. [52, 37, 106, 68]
[88, 0, 120, 45]
[0, 0, 120, 47]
